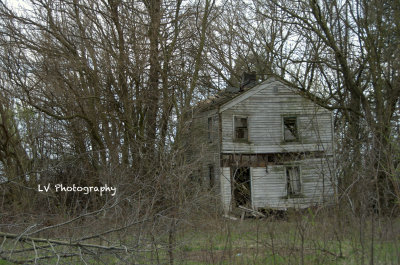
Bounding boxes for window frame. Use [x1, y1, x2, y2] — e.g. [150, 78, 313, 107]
[233, 115, 249, 142]
[285, 165, 302, 197]
[282, 116, 299, 142]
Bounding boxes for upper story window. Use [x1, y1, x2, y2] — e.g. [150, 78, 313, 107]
[207, 117, 213, 143]
[234, 116, 248, 140]
[283, 116, 298, 142]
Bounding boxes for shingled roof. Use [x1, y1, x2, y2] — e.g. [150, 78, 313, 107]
[195, 81, 260, 112]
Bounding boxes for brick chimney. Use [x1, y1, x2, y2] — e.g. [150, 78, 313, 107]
[240, 72, 257, 91]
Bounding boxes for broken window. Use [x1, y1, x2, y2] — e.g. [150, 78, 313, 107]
[283, 116, 298, 142]
[207, 117, 213, 143]
[208, 165, 215, 188]
[286, 166, 301, 196]
[234, 116, 248, 140]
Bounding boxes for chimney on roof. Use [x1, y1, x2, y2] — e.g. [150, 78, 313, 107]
[240, 72, 257, 91]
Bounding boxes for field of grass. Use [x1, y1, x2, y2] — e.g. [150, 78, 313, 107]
[1, 211, 399, 264]
[170, 212, 400, 265]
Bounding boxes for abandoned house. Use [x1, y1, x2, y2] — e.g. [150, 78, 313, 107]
[188, 74, 336, 212]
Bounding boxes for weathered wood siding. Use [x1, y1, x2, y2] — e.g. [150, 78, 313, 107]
[219, 158, 335, 211]
[190, 109, 221, 188]
[220, 167, 231, 212]
[251, 158, 335, 209]
[220, 80, 334, 154]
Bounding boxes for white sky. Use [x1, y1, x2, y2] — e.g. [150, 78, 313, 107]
[4, 0, 32, 13]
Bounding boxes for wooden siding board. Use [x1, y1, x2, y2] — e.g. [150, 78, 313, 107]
[220, 83, 333, 153]
[250, 158, 335, 209]
[220, 167, 231, 212]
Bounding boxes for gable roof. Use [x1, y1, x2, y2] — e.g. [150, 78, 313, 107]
[218, 78, 279, 112]
[195, 77, 278, 113]
[194, 76, 332, 114]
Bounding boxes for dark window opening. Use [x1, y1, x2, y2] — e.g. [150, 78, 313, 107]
[234, 116, 248, 140]
[286, 166, 301, 196]
[208, 165, 215, 188]
[207, 117, 213, 143]
[233, 167, 251, 207]
[189, 169, 202, 184]
[283, 116, 298, 142]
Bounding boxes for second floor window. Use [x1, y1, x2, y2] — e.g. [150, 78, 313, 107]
[234, 116, 248, 140]
[283, 116, 298, 142]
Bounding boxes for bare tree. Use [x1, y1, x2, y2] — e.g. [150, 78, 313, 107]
[205, 0, 399, 213]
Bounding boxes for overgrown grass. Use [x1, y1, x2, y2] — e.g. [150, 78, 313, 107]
[172, 211, 400, 265]
[1, 209, 399, 264]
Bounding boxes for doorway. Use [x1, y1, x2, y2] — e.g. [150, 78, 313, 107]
[233, 167, 251, 207]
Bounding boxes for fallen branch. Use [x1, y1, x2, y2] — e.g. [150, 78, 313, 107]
[0, 232, 128, 252]
[0, 252, 79, 264]
[238, 205, 266, 218]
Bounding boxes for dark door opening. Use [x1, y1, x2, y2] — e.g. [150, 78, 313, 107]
[233, 167, 251, 207]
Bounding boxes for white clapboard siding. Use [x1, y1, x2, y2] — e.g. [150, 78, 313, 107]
[251, 158, 335, 209]
[220, 167, 231, 212]
[220, 80, 333, 154]
[251, 167, 286, 208]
